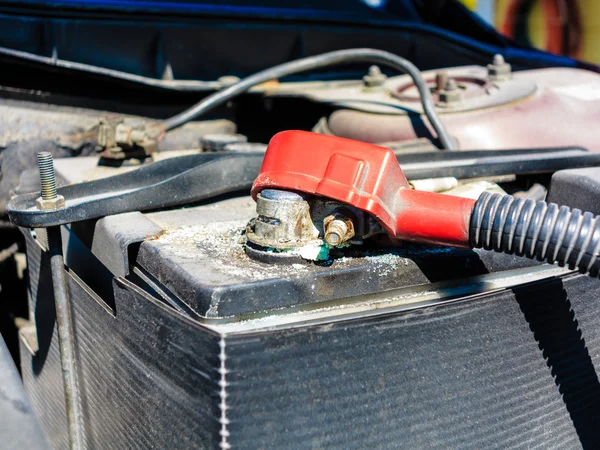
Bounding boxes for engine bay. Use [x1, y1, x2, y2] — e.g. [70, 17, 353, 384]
[3, 42, 600, 448]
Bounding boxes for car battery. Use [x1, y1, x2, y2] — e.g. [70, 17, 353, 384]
[17, 152, 600, 449]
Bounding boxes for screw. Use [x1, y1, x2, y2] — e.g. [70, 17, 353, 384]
[436, 71, 449, 92]
[36, 152, 65, 211]
[37, 152, 58, 200]
[324, 215, 355, 246]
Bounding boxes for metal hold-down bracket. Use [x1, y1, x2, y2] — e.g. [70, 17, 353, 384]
[7, 153, 264, 228]
[7, 143, 600, 230]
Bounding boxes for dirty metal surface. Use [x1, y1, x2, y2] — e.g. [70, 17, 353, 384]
[266, 65, 536, 115]
[0, 97, 236, 216]
[311, 67, 600, 151]
[0, 99, 235, 152]
[137, 196, 542, 318]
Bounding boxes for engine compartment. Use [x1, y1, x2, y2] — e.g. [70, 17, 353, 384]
[3, 39, 600, 448]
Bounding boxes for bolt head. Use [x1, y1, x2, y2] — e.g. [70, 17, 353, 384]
[487, 55, 511, 81]
[363, 65, 387, 88]
[437, 77, 463, 105]
[36, 195, 65, 211]
[323, 215, 355, 246]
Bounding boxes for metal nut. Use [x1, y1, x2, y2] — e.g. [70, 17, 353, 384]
[487, 54, 511, 81]
[323, 215, 355, 246]
[363, 65, 387, 88]
[115, 123, 134, 146]
[438, 78, 463, 105]
[36, 195, 65, 211]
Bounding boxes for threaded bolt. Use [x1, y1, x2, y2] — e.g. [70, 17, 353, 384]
[37, 152, 57, 200]
[323, 215, 355, 247]
[35, 152, 64, 211]
[435, 71, 449, 92]
[35, 152, 81, 448]
[324, 220, 346, 246]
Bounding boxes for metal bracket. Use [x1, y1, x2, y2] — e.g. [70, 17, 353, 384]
[7, 153, 264, 228]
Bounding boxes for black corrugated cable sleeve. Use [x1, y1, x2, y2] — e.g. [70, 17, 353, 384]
[470, 191, 600, 277]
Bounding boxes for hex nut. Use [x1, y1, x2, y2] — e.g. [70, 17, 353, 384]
[323, 215, 355, 246]
[36, 195, 65, 211]
[439, 90, 462, 104]
[438, 78, 463, 105]
[487, 54, 511, 81]
[363, 65, 387, 88]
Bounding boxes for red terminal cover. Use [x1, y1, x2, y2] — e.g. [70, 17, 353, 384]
[252, 131, 475, 247]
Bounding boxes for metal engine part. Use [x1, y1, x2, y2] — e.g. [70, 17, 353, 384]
[6, 13, 600, 450]
[261, 58, 600, 150]
[244, 179, 505, 264]
[246, 189, 319, 250]
[0, 98, 237, 215]
[245, 189, 385, 263]
[263, 55, 534, 116]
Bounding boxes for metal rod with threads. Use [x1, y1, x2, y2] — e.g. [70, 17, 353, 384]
[37, 152, 84, 450]
[37, 152, 58, 200]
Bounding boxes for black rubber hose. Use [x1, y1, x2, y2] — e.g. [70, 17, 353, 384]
[162, 48, 456, 151]
[470, 191, 600, 276]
